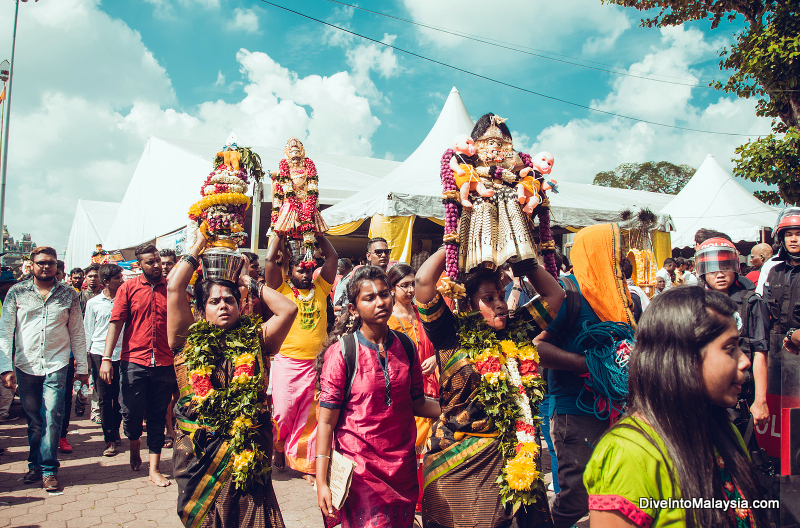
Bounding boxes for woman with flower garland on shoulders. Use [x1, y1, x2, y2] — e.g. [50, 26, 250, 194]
[316, 266, 441, 528]
[414, 248, 564, 528]
[166, 229, 298, 528]
[584, 287, 769, 528]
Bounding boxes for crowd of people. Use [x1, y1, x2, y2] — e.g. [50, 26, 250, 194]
[1, 206, 799, 528]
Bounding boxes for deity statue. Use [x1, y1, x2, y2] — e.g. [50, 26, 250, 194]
[439, 114, 559, 290]
[270, 137, 328, 264]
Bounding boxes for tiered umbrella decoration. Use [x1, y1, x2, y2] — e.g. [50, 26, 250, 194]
[188, 134, 264, 249]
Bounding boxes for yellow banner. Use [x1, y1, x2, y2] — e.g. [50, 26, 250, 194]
[368, 214, 416, 263]
[327, 219, 366, 236]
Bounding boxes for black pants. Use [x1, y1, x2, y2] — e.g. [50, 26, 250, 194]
[118, 361, 175, 454]
[549, 413, 610, 528]
[60, 359, 74, 439]
[90, 355, 122, 444]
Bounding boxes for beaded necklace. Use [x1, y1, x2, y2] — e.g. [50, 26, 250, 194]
[287, 281, 319, 330]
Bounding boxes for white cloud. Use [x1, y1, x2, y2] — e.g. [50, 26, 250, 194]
[401, 0, 631, 61]
[0, 0, 383, 251]
[178, 0, 220, 8]
[344, 34, 401, 104]
[144, 0, 219, 19]
[226, 7, 260, 34]
[583, 18, 632, 55]
[144, 0, 175, 19]
[529, 26, 772, 184]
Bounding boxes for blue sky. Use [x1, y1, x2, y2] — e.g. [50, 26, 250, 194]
[0, 0, 772, 251]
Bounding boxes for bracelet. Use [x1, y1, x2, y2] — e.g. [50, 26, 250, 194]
[315, 454, 331, 459]
[248, 277, 263, 299]
[181, 254, 200, 270]
[101, 357, 112, 362]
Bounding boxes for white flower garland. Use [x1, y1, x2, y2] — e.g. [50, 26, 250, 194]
[504, 357, 537, 444]
[210, 173, 246, 185]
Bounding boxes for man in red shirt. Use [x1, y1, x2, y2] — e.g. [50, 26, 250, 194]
[100, 244, 173, 487]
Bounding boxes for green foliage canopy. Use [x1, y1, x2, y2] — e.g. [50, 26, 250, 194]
[593, 161, 695, 194]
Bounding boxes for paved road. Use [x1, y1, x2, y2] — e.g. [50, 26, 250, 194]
[0, 399, 576, 528]
[0, 405, 320, 528]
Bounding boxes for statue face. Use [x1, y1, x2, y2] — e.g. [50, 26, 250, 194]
[476, 137, 513, 164]
[284, 138, 305, 162]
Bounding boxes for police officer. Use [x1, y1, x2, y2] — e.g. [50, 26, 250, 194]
[696, 237, 770, 431]
[764, 208, 800, 390]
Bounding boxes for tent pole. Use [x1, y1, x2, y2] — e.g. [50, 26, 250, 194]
[251, 180, 262, 253]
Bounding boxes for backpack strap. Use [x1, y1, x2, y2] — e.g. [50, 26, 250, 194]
[339, 333, 359, 404]
[391, 330, 416, 366]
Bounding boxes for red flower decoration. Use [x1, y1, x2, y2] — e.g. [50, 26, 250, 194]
[191, 374, 213, 397]
[234, 363, 255, 378]
[518, 359, 538, 377]
[475, 356, 501, 375]
[518, 385, 526, 395]
[515, 421, 537, 435]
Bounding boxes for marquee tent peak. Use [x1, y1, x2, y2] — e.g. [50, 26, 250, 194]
[65, 200, 121, 271]
[660, 153, 779, 248]
[322, 86, 474, 226]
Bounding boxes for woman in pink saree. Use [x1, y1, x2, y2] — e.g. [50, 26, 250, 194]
[315, 266, 441, 528]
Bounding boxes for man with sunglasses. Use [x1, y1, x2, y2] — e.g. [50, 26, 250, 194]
[334, 238, 395, 311]
[0, 247, 88, 492]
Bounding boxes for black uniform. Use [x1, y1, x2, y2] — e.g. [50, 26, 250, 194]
[728, 276, 769, 407]
[761, 258, 800, 402]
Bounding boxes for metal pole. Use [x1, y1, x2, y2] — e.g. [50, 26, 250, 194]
[250, 180, 262, 253]
[0, 0, 21, 237]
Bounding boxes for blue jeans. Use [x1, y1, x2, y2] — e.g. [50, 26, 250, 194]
[16, 365, 68, 476]
[539, 394, 560, 493]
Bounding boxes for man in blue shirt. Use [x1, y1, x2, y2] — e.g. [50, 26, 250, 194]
[534, 224, 636, 528]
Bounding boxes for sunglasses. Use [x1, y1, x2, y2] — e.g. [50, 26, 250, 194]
[34, 260, 57, 268]
[371, 249, 391, 256]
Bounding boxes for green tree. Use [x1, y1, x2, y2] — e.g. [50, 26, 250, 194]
[605, 0, 800, 205]
[593, 161, 695, 194]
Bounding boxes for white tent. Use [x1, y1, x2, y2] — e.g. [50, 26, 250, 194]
[323, 87, 674, 229]
[64, 200, 120, 271]
[101, 136, 400, 251]
[660, 154, 779, 248]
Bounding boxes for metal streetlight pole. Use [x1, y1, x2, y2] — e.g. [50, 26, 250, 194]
[0, 0, 35, 241]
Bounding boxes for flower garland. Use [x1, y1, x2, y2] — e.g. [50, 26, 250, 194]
[183, 315, 269, 489]
[440, 148, 461, 283]
[456, 312, 548, 511]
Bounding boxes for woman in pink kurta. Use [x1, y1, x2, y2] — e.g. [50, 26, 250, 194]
[315, 266, 441, 528]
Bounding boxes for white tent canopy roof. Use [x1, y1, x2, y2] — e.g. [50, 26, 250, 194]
[101, 136, 399, 251]
[660, 154, 779, 248]
[323, 87, 674, 229]
[65, 200, 120, 271]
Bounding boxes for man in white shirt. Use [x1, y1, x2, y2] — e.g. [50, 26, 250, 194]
[84, 263, 125, 457]
[0, 247, 87, 491]
[683, 259, 699, 286]
[655, 258, 676, 290]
